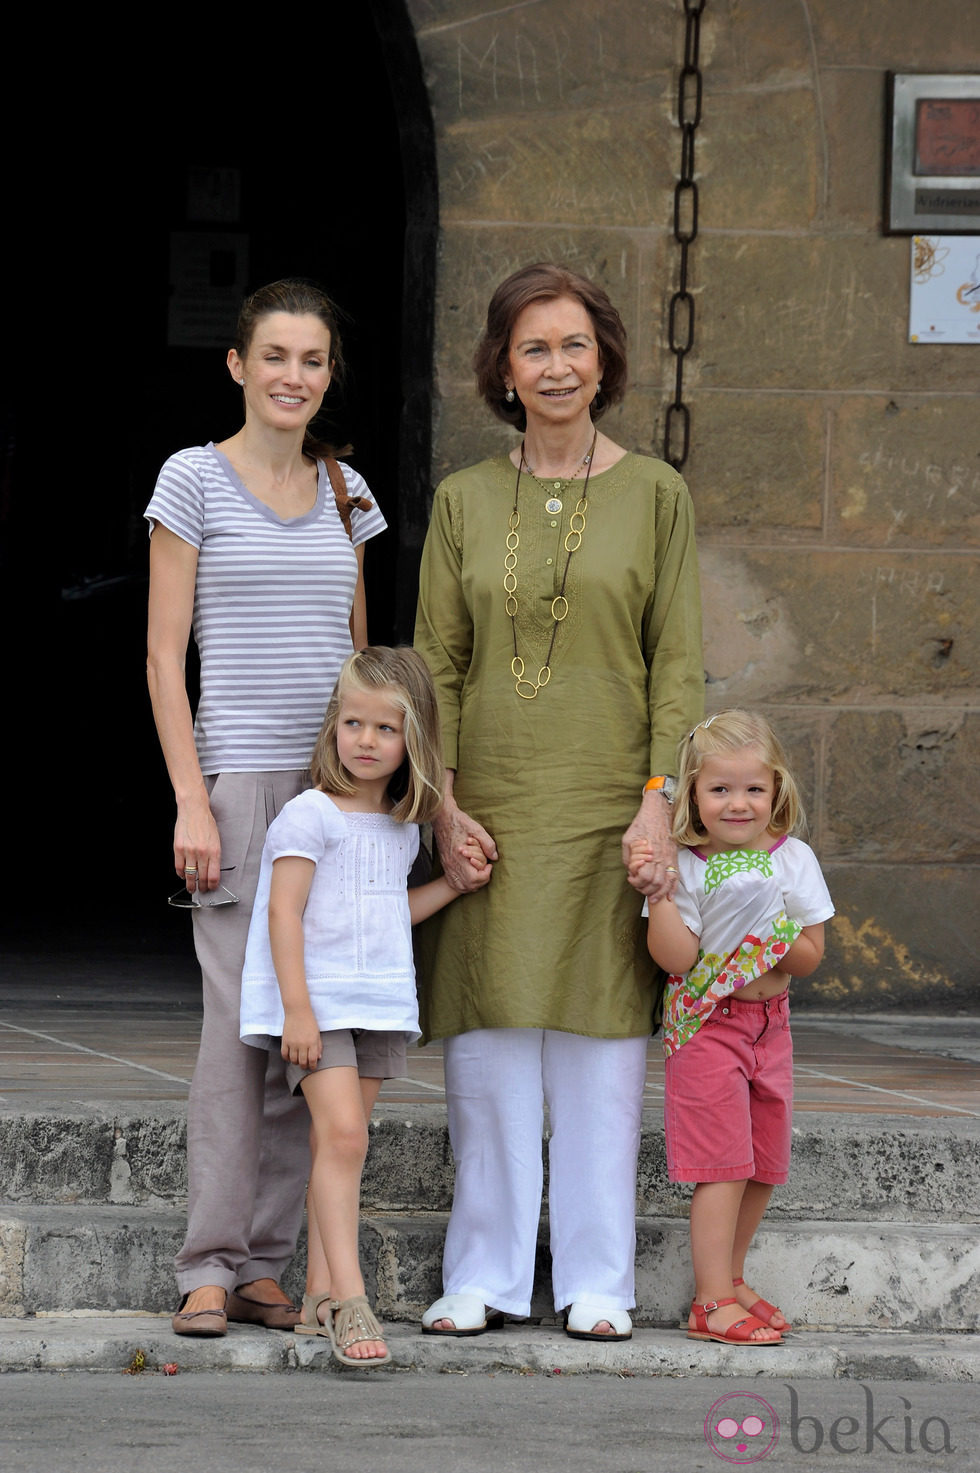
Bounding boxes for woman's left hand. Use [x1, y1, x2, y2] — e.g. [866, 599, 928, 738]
[622, 792, 678, 902]
[431, 785, 498, 894]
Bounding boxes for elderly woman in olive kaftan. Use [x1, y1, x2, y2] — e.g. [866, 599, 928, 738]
[414, 264, 703, 1342]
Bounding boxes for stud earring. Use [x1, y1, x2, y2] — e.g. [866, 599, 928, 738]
[505, 388, 515, 404]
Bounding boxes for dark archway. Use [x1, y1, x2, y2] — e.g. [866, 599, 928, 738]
[4, 5, 437, 979]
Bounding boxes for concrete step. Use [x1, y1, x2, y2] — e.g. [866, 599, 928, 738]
[2, 1315, 979, 1380]
[3, 1104, 978, 1222]
[2, 1205, 977, 1333]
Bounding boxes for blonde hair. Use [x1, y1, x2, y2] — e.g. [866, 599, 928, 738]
[672, 709, 805, 847]
[310, 647, 444, 824]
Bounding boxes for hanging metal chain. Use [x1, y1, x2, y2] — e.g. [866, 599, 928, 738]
[664, 0, 706, 471]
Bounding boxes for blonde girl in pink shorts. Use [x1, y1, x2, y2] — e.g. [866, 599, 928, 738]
[632, 711, 833, 1347]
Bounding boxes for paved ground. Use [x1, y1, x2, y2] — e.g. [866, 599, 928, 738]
[2, 948, 979, 1119]
[0, 1371, 977, 1473]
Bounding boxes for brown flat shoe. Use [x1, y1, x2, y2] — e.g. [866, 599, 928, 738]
[227, 1288, 301, 1330]
[171, 1295, 228, 1338]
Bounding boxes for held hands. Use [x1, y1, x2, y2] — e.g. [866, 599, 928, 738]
[622, 793, 679, 903]
[280, 1008, 323, 1070]
[174, 793, 221, 893]
[432, 799, 498, 894]
[627, 838, 679, 903]
[628, 839, 655, 876]
[458, 836, 494, 891]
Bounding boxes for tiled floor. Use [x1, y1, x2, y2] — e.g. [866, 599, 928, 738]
[1, 1002, 977, 1119]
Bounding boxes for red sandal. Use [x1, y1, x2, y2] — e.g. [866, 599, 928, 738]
[733, 1277, 793, 1333]
[688, 1297, 783, 1346]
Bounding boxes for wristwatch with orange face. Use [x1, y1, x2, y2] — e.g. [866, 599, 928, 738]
[644, 775, 677, 802]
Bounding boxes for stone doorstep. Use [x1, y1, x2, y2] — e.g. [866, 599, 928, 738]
[1, 1207, 977, 1333]
[2, 1316, 979, 1382]
[2, 1106, 978, 1222]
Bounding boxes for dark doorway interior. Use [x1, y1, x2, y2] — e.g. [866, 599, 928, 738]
[4, 5, 435, 989]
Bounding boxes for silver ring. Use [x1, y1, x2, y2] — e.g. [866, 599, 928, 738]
[184, 867, 198, 876]
[665, 866, 678, 874]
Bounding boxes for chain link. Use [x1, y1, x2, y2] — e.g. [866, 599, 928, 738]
[664, 0, 706, 472]
[504, 495, 590, 699]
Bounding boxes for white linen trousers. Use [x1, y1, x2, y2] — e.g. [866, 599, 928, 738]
[440, 1028, 649, 1316]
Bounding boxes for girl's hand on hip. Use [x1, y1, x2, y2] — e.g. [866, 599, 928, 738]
[622, 796, 678, 903]
[174, 796, 222, 893]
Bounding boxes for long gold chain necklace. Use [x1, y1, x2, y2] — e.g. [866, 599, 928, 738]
[503, 429, 597, 699]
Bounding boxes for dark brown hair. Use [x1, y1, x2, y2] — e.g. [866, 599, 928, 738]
[473, 262, 628, 430]
[234, 278, 347, 460]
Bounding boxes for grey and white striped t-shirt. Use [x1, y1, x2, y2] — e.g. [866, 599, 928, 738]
[145, 443, 387, 775]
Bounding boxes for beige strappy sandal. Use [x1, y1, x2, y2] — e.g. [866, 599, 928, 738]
[294, 1290, 335, 1339]
[329, 1294, 392, 1368]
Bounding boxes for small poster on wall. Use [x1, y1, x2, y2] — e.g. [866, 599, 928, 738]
[908, 235, 980, 342]
[885, 75, 980, 234]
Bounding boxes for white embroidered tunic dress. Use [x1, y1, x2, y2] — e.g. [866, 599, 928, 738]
[240, 790, 421, 1047]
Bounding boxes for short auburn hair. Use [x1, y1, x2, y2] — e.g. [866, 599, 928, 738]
[473, 262, 628, 430]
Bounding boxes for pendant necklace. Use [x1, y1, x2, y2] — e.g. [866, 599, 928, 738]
[503, 429, 597, 699]
[519, 435, 595, 514]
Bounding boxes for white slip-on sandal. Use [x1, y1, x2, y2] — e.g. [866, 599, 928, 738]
[564, 1302, 633, 1341]
[421, 1293, 505, 1336]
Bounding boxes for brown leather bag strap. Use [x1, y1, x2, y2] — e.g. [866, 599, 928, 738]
[324, 456, 373, 542]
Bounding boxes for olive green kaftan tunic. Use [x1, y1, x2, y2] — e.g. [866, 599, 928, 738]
[414, 452, 703, 1043]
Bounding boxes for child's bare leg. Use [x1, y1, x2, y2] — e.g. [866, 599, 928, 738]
[732, 1178, 789, 1330]
[304, 1081, 384, 1300]
[689, 1180, 780, 1342]
[304, 1130, 330, 1307]
[732, 1178, 774, 1274]
[358, 1076, 383, 1121]
[301, 1068, 385, 1359]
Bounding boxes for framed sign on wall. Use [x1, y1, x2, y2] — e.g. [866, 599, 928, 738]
[885, 74, 980, 235]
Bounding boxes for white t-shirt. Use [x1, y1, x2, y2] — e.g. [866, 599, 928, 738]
[659, 836, 835, 1055]
[672, 836, 835, 956]
[240, 789, 421, 1046]
[144, 444, 387, 773]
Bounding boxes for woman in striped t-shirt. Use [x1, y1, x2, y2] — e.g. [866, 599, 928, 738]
[146, 279, 387, 1338]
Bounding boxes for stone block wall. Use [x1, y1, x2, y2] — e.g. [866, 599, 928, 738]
[405, 0, 978, 1007]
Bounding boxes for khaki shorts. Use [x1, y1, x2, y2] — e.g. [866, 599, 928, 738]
[283, 1029, 407, 1095]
